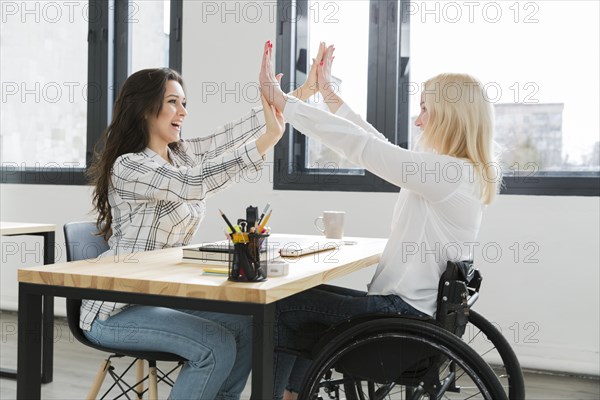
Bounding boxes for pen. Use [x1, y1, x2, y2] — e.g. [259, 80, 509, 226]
[257, 203, 271, 226]
[257, 210, 272, 233]
[219, 209, 236, 235]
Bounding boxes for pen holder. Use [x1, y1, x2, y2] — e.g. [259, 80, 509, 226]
[228, 233, 269, 282]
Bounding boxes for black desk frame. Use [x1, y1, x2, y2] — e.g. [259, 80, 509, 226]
[2, 231, 54, 384]
[17, 282, 276, 399]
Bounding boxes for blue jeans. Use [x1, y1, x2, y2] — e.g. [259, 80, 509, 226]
[273, 285, 424, 399]
[84, 305, 252, 400]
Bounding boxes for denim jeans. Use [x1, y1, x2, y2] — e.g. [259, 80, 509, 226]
[273, 285, 424, 399]
[84, 305, 252, 400]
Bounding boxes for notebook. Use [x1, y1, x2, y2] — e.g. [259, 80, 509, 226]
[183, 236, 344, 260]
[183, 241, 267, 262]
[277, 237, 344, 257]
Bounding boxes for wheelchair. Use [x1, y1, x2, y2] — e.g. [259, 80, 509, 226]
[290, 260, 525, 400]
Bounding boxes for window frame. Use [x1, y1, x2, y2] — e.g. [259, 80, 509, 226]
[501, 173, 599, 196]
[0, 0, 183, 186]
[273, 0, 410, 193]
[273, 0, 599, 196]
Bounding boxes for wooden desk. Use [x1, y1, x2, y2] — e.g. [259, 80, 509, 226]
[17, 234, 386, 399]
[1, 221, 55, 383]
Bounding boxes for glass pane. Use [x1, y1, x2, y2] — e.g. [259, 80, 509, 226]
[130, 0, 170, 74]
[0, 1, 88, 167]
[302, 0, 370, 172]
[410, 0, 600, 173]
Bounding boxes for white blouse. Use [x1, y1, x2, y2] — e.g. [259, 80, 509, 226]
[283, 98, 484, 316]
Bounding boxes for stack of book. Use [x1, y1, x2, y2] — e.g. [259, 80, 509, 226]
[183, 241, 289, 277]
[183, 241, 237, 265]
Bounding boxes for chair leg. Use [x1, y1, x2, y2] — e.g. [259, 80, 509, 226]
[136, 359, 145, 399]
[148, 360, 158, 400]
[86, 359, 111, 400]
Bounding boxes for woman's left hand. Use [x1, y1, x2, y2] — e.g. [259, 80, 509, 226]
[259, 40, 287, 112]
[297, 41, 326, 101]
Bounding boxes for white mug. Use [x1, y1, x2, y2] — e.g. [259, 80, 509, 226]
[314, 211, 345, 239]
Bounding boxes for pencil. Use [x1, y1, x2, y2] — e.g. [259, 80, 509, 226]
[219, 209, 236, 233]
[257, 210, 272, 233]
[257, 203, 271, 225]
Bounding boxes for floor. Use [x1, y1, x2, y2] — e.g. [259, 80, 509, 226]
[1, 311, 598, 399]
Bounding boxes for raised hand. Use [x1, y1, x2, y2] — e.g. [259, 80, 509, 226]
[262, 93, 285, 138]
[317, 44, 344, 113]
[291, 41, 326, 101]
[317, 44, 336, 97]
[255, 94, 285, 156]
[259, 40, 287, 112]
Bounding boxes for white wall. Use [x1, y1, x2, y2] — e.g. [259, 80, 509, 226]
[1, 0, 598, 377]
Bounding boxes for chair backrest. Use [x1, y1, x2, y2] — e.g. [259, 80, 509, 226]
[64, 221, 109, 262]
[436, 260, 482, 337]
[63, 222, 109, 346]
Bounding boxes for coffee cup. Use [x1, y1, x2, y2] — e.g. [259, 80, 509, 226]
[314, 211, 345, 239]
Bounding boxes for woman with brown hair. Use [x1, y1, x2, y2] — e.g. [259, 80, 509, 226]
[81, 65, 286, 399]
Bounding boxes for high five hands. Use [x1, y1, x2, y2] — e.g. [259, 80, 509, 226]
[255, 41, 286, 156]
[259, 40, 339, 113]
[259, 40, 288, 112]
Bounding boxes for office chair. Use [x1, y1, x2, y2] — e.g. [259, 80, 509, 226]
[64, 221, 185, 400]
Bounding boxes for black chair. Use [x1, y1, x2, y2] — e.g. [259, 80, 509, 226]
[64, 221, 185, 400]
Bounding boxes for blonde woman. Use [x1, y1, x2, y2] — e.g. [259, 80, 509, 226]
[259, 41, 500, 399]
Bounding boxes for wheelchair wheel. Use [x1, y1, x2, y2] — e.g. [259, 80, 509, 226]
[298, 318, 507, 400]
[463, 310, 525, 399]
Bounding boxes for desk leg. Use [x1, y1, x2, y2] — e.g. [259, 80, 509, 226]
[251, 303, 275, 399]
[17, 283, 42, 399]
[41, 231, 55, 383]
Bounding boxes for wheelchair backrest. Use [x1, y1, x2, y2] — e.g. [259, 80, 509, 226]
[436, 260, 482, 337]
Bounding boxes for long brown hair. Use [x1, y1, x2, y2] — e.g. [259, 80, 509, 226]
[87, 68, 185, 239]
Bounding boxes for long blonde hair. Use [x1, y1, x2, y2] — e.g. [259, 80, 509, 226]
[419, 73, 500, 204]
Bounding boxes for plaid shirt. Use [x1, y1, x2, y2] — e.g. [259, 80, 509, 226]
[80, 108, 266, 331]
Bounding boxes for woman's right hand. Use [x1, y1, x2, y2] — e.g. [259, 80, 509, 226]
[256, 94, 285, 156]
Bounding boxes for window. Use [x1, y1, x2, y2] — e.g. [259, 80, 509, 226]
[409, 0, 599, 196]
[0, 0, 183, 185]
[274, 0, 410, 192]
[130, 0, 172, 73]
[1, 0, 89, 182]
[275, 0, 599, 196]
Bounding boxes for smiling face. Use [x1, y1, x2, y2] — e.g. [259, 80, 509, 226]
[147, 79, 188, 150]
